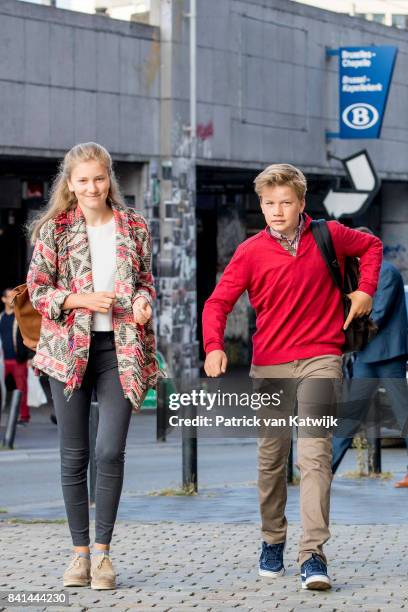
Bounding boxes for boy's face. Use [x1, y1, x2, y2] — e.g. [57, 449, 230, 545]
[259, 184, 305, 237]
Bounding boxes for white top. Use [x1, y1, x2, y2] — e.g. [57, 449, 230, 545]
[86, 217, 116, 331]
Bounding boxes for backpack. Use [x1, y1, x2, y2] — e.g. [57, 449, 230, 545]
[310, 219, 377, 353]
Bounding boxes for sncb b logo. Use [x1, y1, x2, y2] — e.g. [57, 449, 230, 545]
[342, 103, 379, 130]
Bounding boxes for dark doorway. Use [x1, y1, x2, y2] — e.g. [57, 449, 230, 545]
[0, 156, 59, 293]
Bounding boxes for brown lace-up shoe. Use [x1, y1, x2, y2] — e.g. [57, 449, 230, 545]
[91, 553, 116, 590]
[63, 554, 91, 587]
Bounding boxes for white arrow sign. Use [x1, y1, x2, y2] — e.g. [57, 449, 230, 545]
[323, 150, 380, 218]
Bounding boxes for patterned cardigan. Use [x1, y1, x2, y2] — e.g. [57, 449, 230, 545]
[27, 202, 159, 410]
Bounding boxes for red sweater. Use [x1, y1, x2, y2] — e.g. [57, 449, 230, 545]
[202, 215, 383, 364]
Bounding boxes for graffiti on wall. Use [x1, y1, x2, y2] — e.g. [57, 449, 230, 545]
[156, 159, 198, 382]
[197, 121, 214, 140]
[172, 115, 215, 159]
[197, 120, 214, 159]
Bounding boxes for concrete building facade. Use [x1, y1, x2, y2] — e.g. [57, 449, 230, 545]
[2, 0, 408, 373]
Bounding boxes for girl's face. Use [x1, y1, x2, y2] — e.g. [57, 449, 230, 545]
[67, 160, 110, 212]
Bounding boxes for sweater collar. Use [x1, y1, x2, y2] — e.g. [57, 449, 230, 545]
[265, 212, 312, 240]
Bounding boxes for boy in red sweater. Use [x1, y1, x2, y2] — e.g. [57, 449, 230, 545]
[202, 164, 382, 590]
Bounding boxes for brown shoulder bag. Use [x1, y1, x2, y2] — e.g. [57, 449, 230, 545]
[10, 283, 41, 351]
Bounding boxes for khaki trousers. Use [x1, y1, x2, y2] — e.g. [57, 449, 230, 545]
[251, 354, 343, 566]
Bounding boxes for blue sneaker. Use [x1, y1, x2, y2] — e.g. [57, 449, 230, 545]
[259, 541, 285, 577]
[300, 554, 331, 590]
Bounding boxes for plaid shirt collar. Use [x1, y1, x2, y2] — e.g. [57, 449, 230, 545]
[268, 214, 306, 254]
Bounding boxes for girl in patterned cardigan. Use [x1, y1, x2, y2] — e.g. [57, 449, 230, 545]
[27, 142, 159, 590]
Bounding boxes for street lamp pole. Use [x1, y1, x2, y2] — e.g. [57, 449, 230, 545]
[190, 0, 196, 160]
[181, 0, 198, 492]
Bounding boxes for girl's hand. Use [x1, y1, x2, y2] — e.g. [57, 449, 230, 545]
[63, 292, 116, 313]
[83, 292, 116, 313]
[133, 297, 152, 325]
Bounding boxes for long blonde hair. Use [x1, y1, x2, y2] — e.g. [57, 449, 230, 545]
[29, 142, 125, 244]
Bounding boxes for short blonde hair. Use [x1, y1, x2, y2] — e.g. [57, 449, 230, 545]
[254, 164, 307, 200]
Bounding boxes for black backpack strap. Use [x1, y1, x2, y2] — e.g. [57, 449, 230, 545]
[310, 219, 343, 292]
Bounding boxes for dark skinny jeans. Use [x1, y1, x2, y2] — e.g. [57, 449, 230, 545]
[49, 331, 132, 546]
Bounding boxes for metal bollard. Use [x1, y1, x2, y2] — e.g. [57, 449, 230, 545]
[368, 390, 382, 474]
[89, 401, 99, 505]
[156, 380, 167, 442]
[3, 390, 22, 449]
[370, 438, 382, 474]
[182, 401, 198, 492]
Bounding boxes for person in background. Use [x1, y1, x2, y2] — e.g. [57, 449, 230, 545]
[0, 288, 31, 424]
[0, 337, 6, 413]
[331, 228, 408, 485]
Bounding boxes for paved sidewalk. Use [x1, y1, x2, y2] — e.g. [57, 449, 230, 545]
[1, 521, 408, 611]
[2, 410, 408, 610]
[2, 410, 408, 519]
[3, 478, 408, 525]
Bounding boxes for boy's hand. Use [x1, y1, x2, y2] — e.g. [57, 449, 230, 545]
[204, 350, 228, 377]
[343, 291, 373, 330]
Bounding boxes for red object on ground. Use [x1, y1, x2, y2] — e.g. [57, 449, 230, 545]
[4, 359, 30, 422]
[394, 474, 408, 488]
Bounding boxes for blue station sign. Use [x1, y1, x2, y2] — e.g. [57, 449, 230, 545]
[338, 46, 397, 139]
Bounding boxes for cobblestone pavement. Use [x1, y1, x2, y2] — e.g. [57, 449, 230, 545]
[1, 521, 408, 611]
